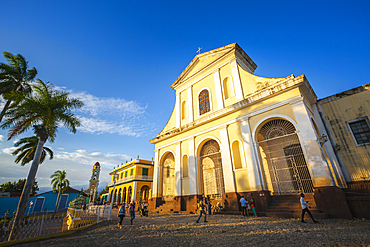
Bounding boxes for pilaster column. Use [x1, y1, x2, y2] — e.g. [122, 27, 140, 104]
[152, 150, 159, 197]
[213, 69, 224, 110]
[176, 92, 181, 128]
[132, 181, 137, 201]
[175, 142, 182, 196]
[230, 59, 243, 100]
[239, 118, 263, 191]
[187, 87, 194, 122]
[188, 137, 197, 195]
[219, 126, 236, 193]
[291, 99, 334, 187]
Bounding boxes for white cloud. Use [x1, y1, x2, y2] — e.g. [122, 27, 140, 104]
[0, 148, 132, 188]
[0, 135, 4, 142]
[67, 90, 146, 118]
[77, 117, 145, 137]
[53, 89, 150, 137]
[2, 147, 16, 155]
[0, 96, 5, 112]
[55, 149, 131, 168]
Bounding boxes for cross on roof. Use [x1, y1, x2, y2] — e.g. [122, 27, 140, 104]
[197, 47, 203, 54]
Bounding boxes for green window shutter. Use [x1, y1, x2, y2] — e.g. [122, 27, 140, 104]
[142, 168, 148, 176]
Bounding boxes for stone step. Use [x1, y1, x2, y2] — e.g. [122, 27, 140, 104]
[266, 208, 322, 213]
[268, 205, 318, 210]
[259, 211, 329, 220]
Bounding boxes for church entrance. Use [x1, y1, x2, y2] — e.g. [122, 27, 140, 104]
[257, 119, 314, 195]
[198, 140, 225, 199]
[160, 152, 175, 200]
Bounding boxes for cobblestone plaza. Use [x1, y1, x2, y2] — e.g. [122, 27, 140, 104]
[12, 213, 370, 247]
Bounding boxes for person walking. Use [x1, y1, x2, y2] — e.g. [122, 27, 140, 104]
[300, 193, 318, 223]
[117, 205, 125, 229]
[207, 195, 212, 215]
[129, 201, 136, 225]
[125, 202, 129, 215]
[250, 198, 257, 217]
[196, 197, 208, 223]
[240, 195, 248, 217]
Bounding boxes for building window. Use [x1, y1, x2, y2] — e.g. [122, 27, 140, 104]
[142, 168, 148, 176]
[125, 171, 128, 177]
[120, 173, 123, 179]
[130, 169, 134, 176]
[232, 140, 243, 169]
[182, 155, 189, 178]
[199, 89, 210, 115]
[182, 100, 187, 120]
[223, 76, 234, 100]
[347, 117, 370, 146]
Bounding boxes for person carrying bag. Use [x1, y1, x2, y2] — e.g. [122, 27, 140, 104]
[117, 205, 125, 229]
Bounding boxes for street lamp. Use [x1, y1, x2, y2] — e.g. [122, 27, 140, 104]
[27, 201, 33, 215]
[108, 170, 118, 220]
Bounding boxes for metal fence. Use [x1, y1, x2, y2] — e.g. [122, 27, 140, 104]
[0, 208, 105, 243]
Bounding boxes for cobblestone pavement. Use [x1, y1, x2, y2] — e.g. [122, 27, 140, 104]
[12, 213, 370, 247]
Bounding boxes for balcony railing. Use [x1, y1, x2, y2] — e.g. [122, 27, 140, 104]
[108, 175, 153, 186]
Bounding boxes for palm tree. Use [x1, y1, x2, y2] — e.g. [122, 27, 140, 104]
[50, 170, 70, 217]
[12, 136, 53, 166]
[0, 52, 37, 123]
[1, 79, 83, 240]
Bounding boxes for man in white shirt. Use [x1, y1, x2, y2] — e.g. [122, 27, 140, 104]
[300, 193, 318, 223]
[240, 195, 248, 217]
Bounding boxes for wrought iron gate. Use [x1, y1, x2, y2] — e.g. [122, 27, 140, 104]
[198, 140, 225, 199]
[257, 119, 314, 195]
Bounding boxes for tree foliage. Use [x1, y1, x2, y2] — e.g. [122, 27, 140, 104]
[98, 185, 109, 198]
[50, 170, 69, 194]
[0, 52, 37, 123]
[1, 79, 84, 141]
[12, 136, 53, 166]
[0, 179, 39, 196]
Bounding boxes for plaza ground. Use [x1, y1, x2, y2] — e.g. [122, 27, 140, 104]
[10, 213, 370, 246]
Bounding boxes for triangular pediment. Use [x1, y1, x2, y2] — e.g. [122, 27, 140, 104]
[171, 43, 239, 89]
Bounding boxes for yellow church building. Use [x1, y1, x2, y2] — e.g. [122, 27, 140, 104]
[148, 43, 356, 218]
[108, 158, 154, 204]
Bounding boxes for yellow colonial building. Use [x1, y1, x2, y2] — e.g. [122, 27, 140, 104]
[149, 43, 353, 217]
[317, 83, 370, 192]
[108, 158, 154, 204]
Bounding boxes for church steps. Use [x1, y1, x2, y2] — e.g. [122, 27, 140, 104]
[260, 194, 328, 220]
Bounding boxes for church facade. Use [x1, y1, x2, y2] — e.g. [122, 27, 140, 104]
[149, 43, 351, 215]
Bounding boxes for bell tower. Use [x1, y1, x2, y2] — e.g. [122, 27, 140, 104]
[88, 162, 100, 202]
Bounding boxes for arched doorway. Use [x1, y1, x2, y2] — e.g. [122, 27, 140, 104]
[199, 140, 225, 199]
[118, 188, 121, 203]
[257, 118, 314, 195]
[140, 185, 150, 201]
[127, 186, 132, 203]
[122, 187, 127, 203]
[113, 189, 117, 203]
[161, 152, 175, 200]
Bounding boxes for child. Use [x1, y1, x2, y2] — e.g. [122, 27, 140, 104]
[250, 198, 257, 217]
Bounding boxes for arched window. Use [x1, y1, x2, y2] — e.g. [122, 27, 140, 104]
[182, 100, 187, 120]
[199, 89, 210, 115]
[182, 155, 189, 178]
[223, 77, 234, 99]
[232, 140, 243, 169]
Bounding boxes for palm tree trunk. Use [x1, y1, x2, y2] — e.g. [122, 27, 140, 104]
[8, 137, 46, 241]
[0, 99, 12, 123]
[54, 187, 62, 218]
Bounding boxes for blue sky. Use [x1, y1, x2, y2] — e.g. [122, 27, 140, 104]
[0, 1, 369, 192]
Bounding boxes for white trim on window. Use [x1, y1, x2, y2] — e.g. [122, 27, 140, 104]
[346, 117, 370, 147]
[196, 87, 213, 117]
